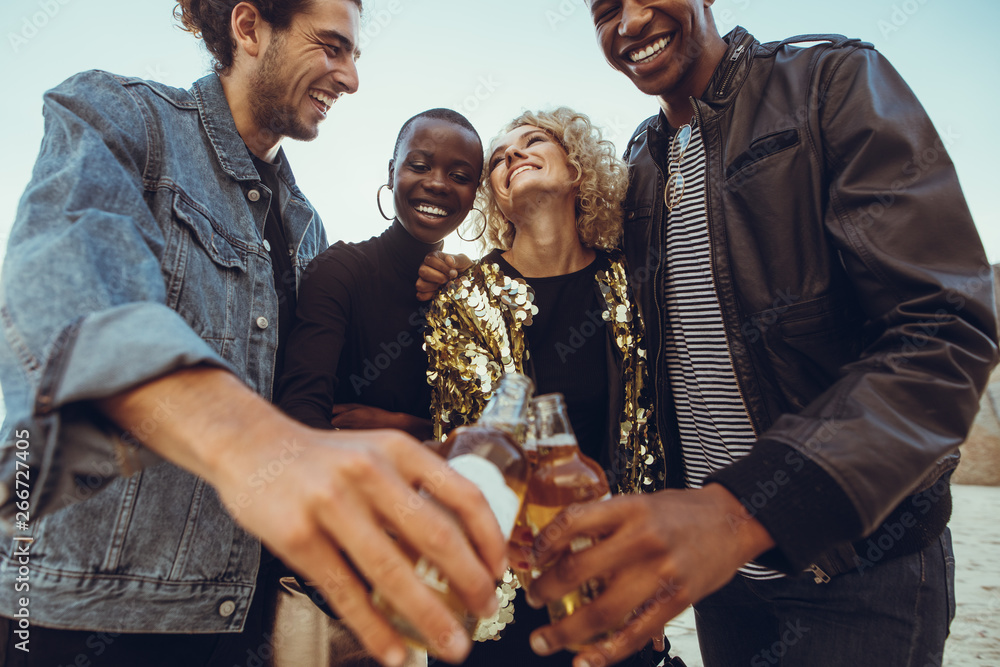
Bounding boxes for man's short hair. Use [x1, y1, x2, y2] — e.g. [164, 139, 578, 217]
[174, 0, 363, 75]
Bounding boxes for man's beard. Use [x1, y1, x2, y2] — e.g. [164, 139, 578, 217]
[249, 32, 318, 142]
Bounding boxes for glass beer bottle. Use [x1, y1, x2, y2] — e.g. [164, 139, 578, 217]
[509, 407, 538, 592]
[373, 372, 534, 651]
[523, 393, 610, 626]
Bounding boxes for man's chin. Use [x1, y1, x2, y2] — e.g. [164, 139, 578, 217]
[257, 110, 321, 142]
[286, 126, 320, 142]
[278, 117, 321, 142]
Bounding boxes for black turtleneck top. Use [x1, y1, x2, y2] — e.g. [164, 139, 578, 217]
[277, 220, 440, 430]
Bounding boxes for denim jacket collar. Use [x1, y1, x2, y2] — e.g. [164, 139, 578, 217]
[192, 74, 260, 182]
[192, 73, 300, 190]
[191, 73, 313, 247]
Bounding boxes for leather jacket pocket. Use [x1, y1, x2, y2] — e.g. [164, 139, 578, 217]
[725, 129, 800, 180]
[753, 293, 863, 411]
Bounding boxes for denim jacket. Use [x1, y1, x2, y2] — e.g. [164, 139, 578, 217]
[0, 71, 327, 632]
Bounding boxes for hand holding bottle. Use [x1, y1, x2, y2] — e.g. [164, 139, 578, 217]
[373, 373, 534, 657]
[518, 393, 611, 646]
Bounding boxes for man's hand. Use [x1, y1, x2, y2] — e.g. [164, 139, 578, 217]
[416, 251, 473, 301]
[98, 367, 505, 666]
[331, 403, 433, 440]
[523, 484, 775, 667]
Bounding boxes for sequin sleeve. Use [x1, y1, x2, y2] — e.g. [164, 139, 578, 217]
[423, 262, 534, 441]
[425, 281, 496, 439]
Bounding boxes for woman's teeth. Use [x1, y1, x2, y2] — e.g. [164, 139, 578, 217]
[630, 36, 671, 63]
[510, 165, 535, 181]
[416, 204, 448, 217]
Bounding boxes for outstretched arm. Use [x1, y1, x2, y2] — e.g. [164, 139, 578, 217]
[99, 366, 505, 665]
[524, 485, 773, 666]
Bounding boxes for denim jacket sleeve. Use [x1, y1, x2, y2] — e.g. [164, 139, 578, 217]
[0, 71, 236, 523]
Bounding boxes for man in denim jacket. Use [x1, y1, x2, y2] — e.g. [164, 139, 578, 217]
[0, 1, 503, 664]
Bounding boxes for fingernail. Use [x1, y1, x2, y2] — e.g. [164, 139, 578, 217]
[444, 627, 471, 658]
[384, 645, 406, 667]
[581, 652, 608, 667]
[530, 632, 552, 655]
[479, 598, 500, 618]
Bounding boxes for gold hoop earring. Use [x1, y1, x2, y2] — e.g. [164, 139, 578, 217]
[376, 184, 394, 221]
[456, 208, 487, 242]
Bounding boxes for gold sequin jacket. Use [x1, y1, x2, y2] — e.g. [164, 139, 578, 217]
[424, 249, 666, 496]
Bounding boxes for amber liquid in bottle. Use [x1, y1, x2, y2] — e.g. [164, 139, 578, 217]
[522, 394, 611, 644]
[509, 421, 539, 593]
[372, 373, 533, 654]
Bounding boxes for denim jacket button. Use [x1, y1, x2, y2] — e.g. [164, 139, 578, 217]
[256, 317, 269, 330]
[263, 240, 271, 252]
[247, 189, 261, 202]
[218, 599, 236, 617]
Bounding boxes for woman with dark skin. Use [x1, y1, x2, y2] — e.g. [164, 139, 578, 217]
[277, 108, 483, 438]
[271, 109, 483, 666]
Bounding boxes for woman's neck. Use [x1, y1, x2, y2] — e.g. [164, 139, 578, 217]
[502, 205, 594, 278]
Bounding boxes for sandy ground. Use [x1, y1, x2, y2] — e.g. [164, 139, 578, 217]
[661, 484, 1000, 666]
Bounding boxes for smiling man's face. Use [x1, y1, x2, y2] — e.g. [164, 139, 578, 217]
[588, 0, 724, 104]
[249, 0, 361, 141]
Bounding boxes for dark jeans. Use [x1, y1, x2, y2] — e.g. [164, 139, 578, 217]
[0, 557, 286, 667]
[694, 529, 956, 667]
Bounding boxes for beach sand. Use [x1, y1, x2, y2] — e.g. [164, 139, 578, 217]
[662, 484, 1000, 666]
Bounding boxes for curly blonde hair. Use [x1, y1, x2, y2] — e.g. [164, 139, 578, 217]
[473, 108, 628, 252]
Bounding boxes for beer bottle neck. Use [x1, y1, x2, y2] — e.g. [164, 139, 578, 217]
[532, 393, 578, 449]
[479, 373, 533, 435]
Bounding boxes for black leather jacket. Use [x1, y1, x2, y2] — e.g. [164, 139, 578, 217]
[622, 27, 998, 574]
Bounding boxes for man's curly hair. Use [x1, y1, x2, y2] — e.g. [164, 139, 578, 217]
[476, 108, 628, 252]
[173, 0, 362, 74]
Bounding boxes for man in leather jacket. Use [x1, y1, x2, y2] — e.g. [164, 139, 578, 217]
[524, 2, 999, 666]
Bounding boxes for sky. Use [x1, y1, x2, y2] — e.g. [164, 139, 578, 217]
[1, 0, 998, 266]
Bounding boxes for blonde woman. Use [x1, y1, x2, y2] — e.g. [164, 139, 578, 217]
[419, 108, 667, 667]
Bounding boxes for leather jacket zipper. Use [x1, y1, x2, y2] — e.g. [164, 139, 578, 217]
[714, 42, 747, 98]
[645, 136, 671, 467]
[807, 563, 831, 584]
[692, 99, 762, 438]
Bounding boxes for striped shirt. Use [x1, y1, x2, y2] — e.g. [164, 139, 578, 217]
[660, 122, 782, 580]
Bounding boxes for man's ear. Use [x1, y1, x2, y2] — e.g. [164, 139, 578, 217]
[386, 159, 395, 189]
[231, 1, 269, 60]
